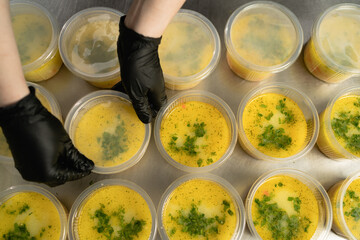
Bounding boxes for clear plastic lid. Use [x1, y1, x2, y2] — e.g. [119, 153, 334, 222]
[59, 7, 123, 82]
[10, 0, 59, 73]
[159, 9, 220, 88]
[314, 3, 360, 74]
[225, 1, 303, 72]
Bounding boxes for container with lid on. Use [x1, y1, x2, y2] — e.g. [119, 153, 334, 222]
[59, 7, 123, 88]
[0, 82, 62, 164]
[10, 0, 62, 82]
[304, 4, 360, 83]
[159, 9, 220, 90]
[246, 168, 332, 240]
[64, 90, 151, 174]
[237, 83, 319, 162]
[328, 170, 360, 239]
[154, 90, 237, 172]
[68, 179, 157, 240]
[158, 174, 245, 240]
[0, 185, 68, 240]
[317, 86, 360, 160]
[224, 1, 303, 81]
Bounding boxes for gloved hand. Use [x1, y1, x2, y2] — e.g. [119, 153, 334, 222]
[114, 15, 167, 124]
[0, 87, 94, 187]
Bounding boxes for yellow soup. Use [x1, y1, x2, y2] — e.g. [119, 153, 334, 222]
[163, 179, 237, 240]
[0, 90, 53, 158]
[242, 93, 307, 158]
[69, 19, 119, 75]
[160, 101, 230, 167]
[159, 20, 213, 78]
[77, 185, 152, 240]
[0, 192, 61, 239]
[328, 179, 360, 239]
[251, 175, 319, 240]
[74, 99, 145, 168]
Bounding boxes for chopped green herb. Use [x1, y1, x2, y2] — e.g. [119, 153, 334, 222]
[228, 210, 234, 216]
[100, 121, 128, 161]
[6, 209, 16, 215]
[18, 204, 29, 214]
[258, 113, 263, 117]
[197, 159, 203, 167]
[194, 122, 206, 137]
[265, 112, 274, 121]
[206, 158, 213, 165]
[278, 182, 283, 187]
[260, 104, 267, 108]
[288, 197, 301, 213]
[3, 223, 36, 240]
[169, 228, 176, 236]
[258, 125, 292, 150]
[183, 136, 198, 156]
[276, 99, 295, 124]
[348, 190, 360, 201]
[211, 152, 216, 156]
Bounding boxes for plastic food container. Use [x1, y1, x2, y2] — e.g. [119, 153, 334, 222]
[0, 82, 62, 164]
[59, 7, 123, 88]
[159, 9, 220, 90]
[224, 1, 303, 81]
[10, 0, 62, 82]
[158, 173, 245, 240]
[68, 179, 157, 240]
[154, 90, 237, 172]
[246, 168, 332, 240]
[237, 83, 319, 162]
[317, 86, 360, 160]
[0, 184, 68, 240]
[304, 4, 360, 83]
[328, 171, 360, 239]
[64, 90, 150, 174]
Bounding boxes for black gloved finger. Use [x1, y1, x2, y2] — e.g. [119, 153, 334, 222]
[46, 166, 91, 187]
[112, 81, 128, 94]
[129, 93, 152, 124]
[63, 140, 94, 172]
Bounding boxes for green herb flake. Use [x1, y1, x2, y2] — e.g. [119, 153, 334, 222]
[260, 104, 267, 108]
[206, 158, 213, 165]
[100, 121, 128, 161]
[197, 159, 203, 167]
[276, 99, 295, 124]
[19, 204, 30, 214]
[258, 125, 292, 150]
[3, 223, 36, 240]
[194, 122, 206, 137]
[258, 113, 263, 117]
[169, 228, 176, 236]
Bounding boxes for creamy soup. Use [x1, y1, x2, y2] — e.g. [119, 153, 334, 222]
[74, 99, 145, 167]
[251, 175, 319, 240]
[160, 101, 230, 167]
[0, 192, 61, 239]
[242, 93, 307, 158]
[159, 20, 213, 78]
[163, 179, 237, 239]
[77, 185, 152, 240]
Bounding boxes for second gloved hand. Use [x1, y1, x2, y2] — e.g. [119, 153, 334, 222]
[0, 87, 94, 187]
[114, 15, 167, 124]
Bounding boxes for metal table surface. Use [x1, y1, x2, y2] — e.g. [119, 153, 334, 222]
[1, 0, 360, 239]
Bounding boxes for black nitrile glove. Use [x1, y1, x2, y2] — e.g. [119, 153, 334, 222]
[0, 87, 94, 187]
[114, 15, 167, 123]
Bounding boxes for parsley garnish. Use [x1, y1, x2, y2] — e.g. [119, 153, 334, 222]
[258, 125, 292, 150]
[18, 204, 29, 214]
[265, 112, 274, 121]
[276, 99, 295, 124]
[287, 197, 301, 213]
[91, 204, 146, 240]
[100, 121, 128, 161]
[194, 122, 206, 137]
[3, 223, 36, 240]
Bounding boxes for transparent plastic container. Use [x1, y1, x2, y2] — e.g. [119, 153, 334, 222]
[158, 173, 245, 240]
[317, 86, 360, 160]
[59, 7, 123, 88]
[237, 83, 319, 162]
[159, 9, 220, 90]
[0, 82, 62, 165]
[246, 168, 332, 240]
[64, 90, 151, 174]
[0, 184, 68, 240]
[10, 0, 62, 82]
[224, 1, 303, 81]
[328, 170, 360, 239]
[304, 4, 360, 83]
[68, 179, 157, 240]
[154, 90, 237, 172]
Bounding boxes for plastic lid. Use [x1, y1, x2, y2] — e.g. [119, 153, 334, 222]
[314, 3, 360, 73]
[225, 1, 303, 72]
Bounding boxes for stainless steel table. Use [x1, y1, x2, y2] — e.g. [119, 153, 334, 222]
[1, 0, 360, 239]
